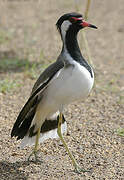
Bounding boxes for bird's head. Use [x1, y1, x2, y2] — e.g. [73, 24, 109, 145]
[56, 12, 97, 39]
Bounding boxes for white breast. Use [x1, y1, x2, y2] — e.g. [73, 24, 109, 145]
[41, 61, 94, 115]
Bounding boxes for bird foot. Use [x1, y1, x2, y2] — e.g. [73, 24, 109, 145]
[74, 165, 91, 174]
[28, 150, 42, 162]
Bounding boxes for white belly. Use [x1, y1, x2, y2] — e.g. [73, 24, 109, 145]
[40, 61, 94, 116]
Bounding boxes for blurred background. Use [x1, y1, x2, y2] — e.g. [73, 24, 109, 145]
[0, 0, 124, 179]
[0, 0, 124, 94]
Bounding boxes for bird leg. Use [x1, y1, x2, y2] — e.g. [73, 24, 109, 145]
[57, 112, 90, 173]
[28, 127, 41, 162]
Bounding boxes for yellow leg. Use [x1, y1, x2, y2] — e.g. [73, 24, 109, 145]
[28, 128, 41, 161]
[57, 112, 89, 173]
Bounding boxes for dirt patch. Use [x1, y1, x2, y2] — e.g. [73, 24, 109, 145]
[0, 0, 124, 179]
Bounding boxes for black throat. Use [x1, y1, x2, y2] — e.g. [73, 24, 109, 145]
[62, 25, 93, 78]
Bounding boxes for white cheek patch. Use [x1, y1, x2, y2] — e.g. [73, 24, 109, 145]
[61, 20, 71, 40]
[61, 20, 71, 32]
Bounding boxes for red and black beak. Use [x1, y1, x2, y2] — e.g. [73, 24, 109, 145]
[70, 17, 97, 29]
[80, 20, 97, 29]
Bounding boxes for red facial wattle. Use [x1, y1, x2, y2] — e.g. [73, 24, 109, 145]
[70, 17, 97, 29]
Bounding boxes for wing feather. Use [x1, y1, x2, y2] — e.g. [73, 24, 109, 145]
[11, 60, 64, 139]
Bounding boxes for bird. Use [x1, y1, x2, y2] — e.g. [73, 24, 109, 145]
[11, 12, 97, 173]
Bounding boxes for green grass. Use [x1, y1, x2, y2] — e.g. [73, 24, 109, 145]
[0, 57, 47, 74]
[0, 58, 32, 71]
[117, 95, 124, 104]
[0, 30, 13, 44]
[24, 60, 50, 80]
[0, 59, 50, 93]
[24, 63, 40, 79]
[0, 57, 51, 81]
[0, 79, 21, 93]
[117, 128, 124, 137]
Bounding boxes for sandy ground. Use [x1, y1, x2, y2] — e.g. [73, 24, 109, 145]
[0, 0, 124, 179]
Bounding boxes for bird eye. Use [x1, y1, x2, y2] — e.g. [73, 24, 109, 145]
[69, 17, 77, 23]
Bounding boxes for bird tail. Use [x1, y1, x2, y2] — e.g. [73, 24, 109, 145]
[11, 94, 40, 139]
[20, 113, 67, 149]
[11, 96, 67, 148]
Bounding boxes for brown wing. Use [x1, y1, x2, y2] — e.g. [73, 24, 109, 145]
[11, 60, 64, 140]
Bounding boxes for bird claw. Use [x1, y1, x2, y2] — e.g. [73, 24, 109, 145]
[28, 150, 37, 161]
[74, 165, 91, 174]
[28, 150, 42, 162]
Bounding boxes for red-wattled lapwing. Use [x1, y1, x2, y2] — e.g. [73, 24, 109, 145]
[11, 12, 97, 173]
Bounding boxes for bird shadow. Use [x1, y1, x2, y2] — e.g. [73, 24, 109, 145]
[0, 160, 30, 180]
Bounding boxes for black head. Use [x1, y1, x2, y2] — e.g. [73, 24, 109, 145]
[56, 12, 97, 36]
